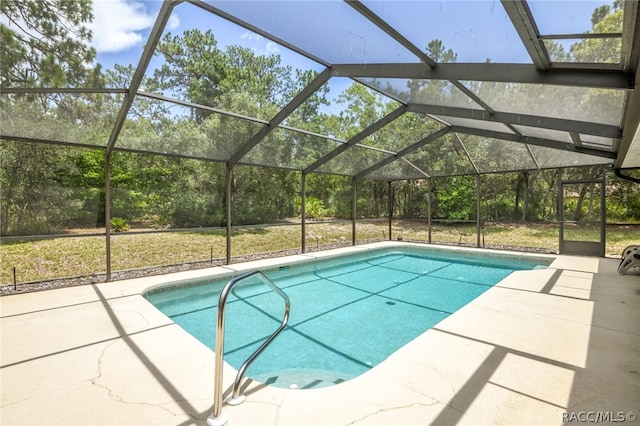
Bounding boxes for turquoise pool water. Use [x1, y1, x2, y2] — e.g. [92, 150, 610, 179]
[146, 248, 549, 389]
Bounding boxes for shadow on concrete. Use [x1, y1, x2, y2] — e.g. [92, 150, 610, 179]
[424, 258, 639, 425]
[90, 284, 208, 424]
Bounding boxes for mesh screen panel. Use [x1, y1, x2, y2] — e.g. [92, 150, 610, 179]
[361, 0, 531, 63]
[241, 128, 344, 170]
[403, 133, 478, 177]
[358, 112, 446, 153]
[116, 98, 264, 160]
[1, 93, 120, 147]
[529, 145, 613, 169]
[364, 158, 430, 180]
[459, 134, 538, 173]
[358, 77, 483, 109]
[202, 0, 422, 64]
[462, 81, 625, 126]
[316, 145, 394, 176]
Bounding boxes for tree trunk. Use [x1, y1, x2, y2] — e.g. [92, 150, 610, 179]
[521, 172, 529, 221]
[96, 189, 106, 228]
[514, 174, 522, 219]
[573, 185, 588, 222]
[587, 183, 596, 222]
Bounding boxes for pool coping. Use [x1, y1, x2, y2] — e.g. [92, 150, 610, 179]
[142, 241, 555, 295]
[1, 242, 638, 425]
[138, 241, 559, 297]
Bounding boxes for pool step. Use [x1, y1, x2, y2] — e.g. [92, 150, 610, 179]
[251, 368, 350, 389]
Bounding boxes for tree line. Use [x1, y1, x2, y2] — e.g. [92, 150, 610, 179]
[2, 138, 638, 237]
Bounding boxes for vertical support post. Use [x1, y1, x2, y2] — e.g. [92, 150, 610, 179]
[105, 151, 112, 282]
[388, 181, 392, 241]
[225, 163, 232, 265]
[558, 168, 564, 254]
[352, 178, 357, 246]
[476, 175, 481, 248]
[600, 166, 606, 257]
[427, 179, 432, 244]
[210, 290, 229, 426]
[301, 172, 307, 253]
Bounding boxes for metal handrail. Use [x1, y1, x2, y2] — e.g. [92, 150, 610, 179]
[208, 270, 290, 426]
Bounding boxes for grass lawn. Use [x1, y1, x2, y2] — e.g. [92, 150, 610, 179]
[1, 221, 637, 285]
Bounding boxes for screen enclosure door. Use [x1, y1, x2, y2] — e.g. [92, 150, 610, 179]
[559, 174, 606, 257]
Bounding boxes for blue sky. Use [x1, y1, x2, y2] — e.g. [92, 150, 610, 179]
[92, 0, 323, 72]
[90, 0, 163, 69]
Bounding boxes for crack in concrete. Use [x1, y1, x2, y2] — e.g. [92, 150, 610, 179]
[347, 400, 441, 425]
[89, 338, 201, 421]
[423, 362, 457, 398]
[109, 298, 152, 332]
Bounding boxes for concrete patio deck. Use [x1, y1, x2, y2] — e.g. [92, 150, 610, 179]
[1, 243, 639, 425]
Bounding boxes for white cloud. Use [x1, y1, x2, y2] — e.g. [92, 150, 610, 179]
[89, 0, 160, 53]
[240, 31, 280, 56]
[240, 32, 260, 42]
[167, 12, 180, 31]
[265, 41, 279, 55]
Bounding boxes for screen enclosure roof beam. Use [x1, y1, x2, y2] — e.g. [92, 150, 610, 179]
[304, 105, 407, 174]
[344, 0, 436, 68]
[330, 63, 633, 90]
[451, 126, 617, 159]
[501, 0, 551, 70]
[407, 104, 621, 139]
[186, 0, 330, 67]
[105, 0, 181, 155]
[229, 68, 333, 165]
[354, 127, 451, 180]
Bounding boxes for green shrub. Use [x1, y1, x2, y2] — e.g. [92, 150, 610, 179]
[110, 217, 129, 232]
[296, 196, 331, 220]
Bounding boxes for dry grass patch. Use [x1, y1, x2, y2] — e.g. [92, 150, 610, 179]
[2, 222, 637, 285]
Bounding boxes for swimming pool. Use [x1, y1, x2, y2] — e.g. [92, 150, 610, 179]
[146, 245, 550, 389]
